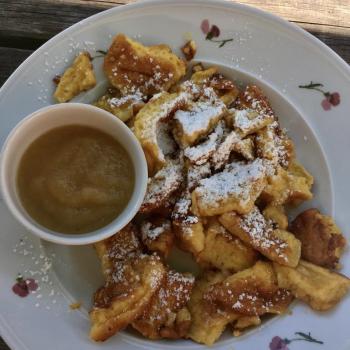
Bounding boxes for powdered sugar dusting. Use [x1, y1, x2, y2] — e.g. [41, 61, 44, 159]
[211, 130, 241, 170]
[234, 108, 273, 136]
[256, 122, 290, 169]
[157, 121, 177, 156]
[141, 220, 171, 241]
[240, 207, 274, 249]
[180, 80, 201, 97]
[194, 159, 266, 210]
[137, 91, 191, 148]
[239, 207, 289, 260]
[139, 270, 195, 325]
[106, 226, 140, 261]
[141, 160, 183, 211]
[158, 270, 194, 310]
[187, 162, 211, 191]
[184, 120, 225, 165]
[174, 88, 226, 144]
[109, 89, 144, 107]
[172, 192, 199, 226]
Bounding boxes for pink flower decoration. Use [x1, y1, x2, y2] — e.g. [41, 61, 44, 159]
[12, 276, 38, 298]
[26, 278, 38, 291]
[201, 19, 210, 34]
[299, 82, 341, 111]
[329, 92, 340, 106]
[12, 283, 29, 297]
[270, 331, 323, 348]
[200, 18, 233, 47]
[210, 25, 220, 38]
[321, 98, 332, 111]
[269, 336, 289, 350]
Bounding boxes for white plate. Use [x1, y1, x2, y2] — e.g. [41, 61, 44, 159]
[0, 1, 349, 349]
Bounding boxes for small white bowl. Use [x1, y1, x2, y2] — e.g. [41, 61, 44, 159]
[0, 103, 148, 245]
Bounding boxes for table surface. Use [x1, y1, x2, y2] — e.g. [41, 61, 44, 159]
[0, 0, 349, 348]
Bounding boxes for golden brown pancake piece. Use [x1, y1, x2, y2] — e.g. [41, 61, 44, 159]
[104, 34, 186, 96]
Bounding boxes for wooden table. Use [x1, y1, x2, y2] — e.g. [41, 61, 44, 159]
[0, 0, 349, 348]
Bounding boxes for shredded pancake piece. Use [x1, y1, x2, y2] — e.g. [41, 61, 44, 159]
[174, 87, 227, 147]
[90, 254, 166, 341]
[186, 162, 212, 192]
[219, 207, 301, 267]
[256, 122, 294, 169]
[104, 34, 186, 95]
[94, 87, 145, 122]
[184, 121, 225, 165]
[192, 159, 267, 216]
[290, 208, 346, 269]
[132, 270, 195, 339]
[140, 159, 184, 214]
[197, 220, 258, 272]
[54, 52, 96, 103]
[172, 191, 198, 226]
[227, 108, 274, 137]
[204, 261, 293, 316]
[94, 223, 142, 277]
[134, 91, 191, 173]
[141, 218, 174, 258]
[274, 260, 350, 311]
[187, 272, 237, 346]
[211, 130, 242, 170]
[172, 191, 205, 256]
[235, 84, 275, 118]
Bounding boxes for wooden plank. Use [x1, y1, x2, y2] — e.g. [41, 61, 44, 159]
[0, 2, 348, 71]
[0, 1, 349, 90]
[299, 23, 350, 63]
[0, 0, 350, 48]
[59, 0, 350, 28]
[0, 0, 104, 44]
[0, 0, 350, 49]
[55, 0, 131, 8]
[233, 0, 350, 28]
[0, 47, 33, 86]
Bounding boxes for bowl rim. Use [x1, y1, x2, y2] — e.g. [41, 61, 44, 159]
[0, 102, 148, 245]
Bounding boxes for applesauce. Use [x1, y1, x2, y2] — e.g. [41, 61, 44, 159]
[17, 125, 135, 234]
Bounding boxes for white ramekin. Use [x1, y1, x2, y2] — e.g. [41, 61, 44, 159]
[0, 103, 148, 245]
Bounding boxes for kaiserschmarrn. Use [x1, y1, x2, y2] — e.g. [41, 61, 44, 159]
[54, 34, 350, 346]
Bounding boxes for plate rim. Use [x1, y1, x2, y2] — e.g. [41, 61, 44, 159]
[0, 0, 349, 349]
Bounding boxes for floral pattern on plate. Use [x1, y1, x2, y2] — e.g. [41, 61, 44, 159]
[200, 19, 234, 47]
[270, 332, 324, 350]
[12, 274, 38, 297]
[299, 81, 340, 111]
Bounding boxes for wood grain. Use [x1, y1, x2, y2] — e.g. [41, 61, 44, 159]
[56, 0, 350, 28]
[0, 0, 349, 87]
[1, 0, 349, 45]
[300, 23, 350, 62]
[234, 0, 350, 28]
[0, 0, 102, 43]
[0, 47, 33, 86]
